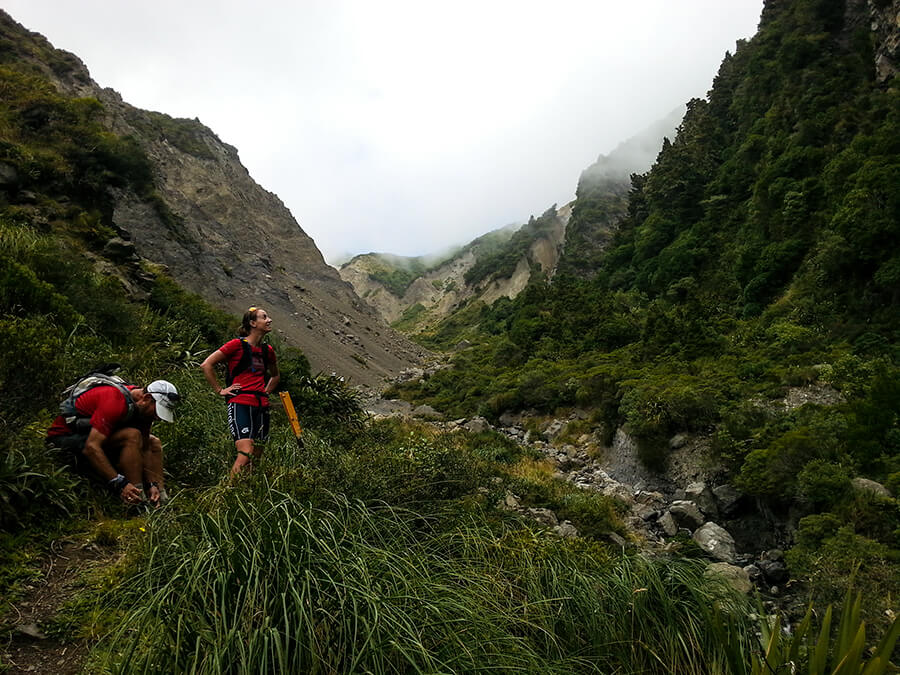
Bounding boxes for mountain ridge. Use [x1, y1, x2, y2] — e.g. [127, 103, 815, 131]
[340, 109, 684, 332]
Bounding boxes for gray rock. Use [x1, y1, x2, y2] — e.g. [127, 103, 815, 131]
[16, 623, 47, 639]
[669, 500, 705, 531]
[527, 508, 559, 527]
[851, 478, 891, 498]
[0, 162, 18, 187]
[412, 404, 442, 419]
[635, 490, 666, 506]
[544, 419, 566, 439]
[764, 548, 784, 562]
[758, 559, 789, 584]
[658, 511, 678, 537]
[605, 532, 628, 548]
[553, 521, 578, 538]
[692, 522, 737, 562]
[397, 368, 424, 382]
[504, 493, 520, 509]
[704, 562, 752, 594]
[712, 484, 745, 516]
[632, 503, 658, 521]
[743, 564, 762, 582]
[602, 483, 635, 506]
[685, 482, 719, 518]
[463, 417, 491, 433]
[670, 433, 689, 449]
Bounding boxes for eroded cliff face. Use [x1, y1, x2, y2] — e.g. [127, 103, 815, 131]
[341, 204, 571, 331]
[2, 11, 427, 387]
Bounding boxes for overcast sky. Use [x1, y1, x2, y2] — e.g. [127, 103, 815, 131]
[5, 1, 763, 264]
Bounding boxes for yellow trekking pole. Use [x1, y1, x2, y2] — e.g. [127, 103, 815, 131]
[279, 391, 305, 449]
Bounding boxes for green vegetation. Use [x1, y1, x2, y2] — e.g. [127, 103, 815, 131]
[387, 0, 900, 638]
[79, 431, 751, 674]
[464, 205, 561, 286]
[2, 2, 898, 671]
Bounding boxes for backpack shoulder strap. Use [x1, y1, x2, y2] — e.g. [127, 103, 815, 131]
[60, 373, 135, 431]
[225, 338, 254, 386]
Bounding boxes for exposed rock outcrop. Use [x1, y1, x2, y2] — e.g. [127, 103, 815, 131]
[0, 10, 427, 387]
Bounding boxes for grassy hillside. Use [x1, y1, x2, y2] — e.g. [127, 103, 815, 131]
[389, 0, 900, 626]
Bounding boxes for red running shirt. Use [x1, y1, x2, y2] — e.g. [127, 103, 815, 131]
[47, 385, 149, 437]
[219, 338, 276, 408]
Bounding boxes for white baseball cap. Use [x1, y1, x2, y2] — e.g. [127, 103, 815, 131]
[147, 380, 179, 422]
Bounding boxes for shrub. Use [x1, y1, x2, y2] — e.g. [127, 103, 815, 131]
[0, 443, 81, 531]
[796, 459, 852, 509]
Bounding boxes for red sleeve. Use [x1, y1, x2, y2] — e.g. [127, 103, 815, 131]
[219, 338, 241, 357]
[85, 388, 129, 437]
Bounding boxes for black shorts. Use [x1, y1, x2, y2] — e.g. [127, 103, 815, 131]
[227, 402, 270, 441]
[45, 433, 121, 478]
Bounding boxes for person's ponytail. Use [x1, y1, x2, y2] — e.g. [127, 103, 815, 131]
[239, 307, 261, 337]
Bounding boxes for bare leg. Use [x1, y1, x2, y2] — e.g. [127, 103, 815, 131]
[231, 438, 256, 475]
[142, 435, 164, 486]
[106, 427, 144, 486]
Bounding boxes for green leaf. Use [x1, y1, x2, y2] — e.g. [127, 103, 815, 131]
[810, 604, 832, 675]
[831, 623, 865, 675]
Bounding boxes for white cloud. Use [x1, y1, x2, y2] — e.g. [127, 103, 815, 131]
[3, 0, 763, 263]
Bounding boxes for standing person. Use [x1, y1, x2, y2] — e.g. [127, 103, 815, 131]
[200, 307, 280, 474]
[46, 377, 178, 506]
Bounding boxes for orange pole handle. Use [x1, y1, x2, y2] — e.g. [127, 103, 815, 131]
[279, 391, 303, 439]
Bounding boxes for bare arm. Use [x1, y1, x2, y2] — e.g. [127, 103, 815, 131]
[82, 428, 142, 503]
[200, 349, 241, 397]
[264, 360, 280, 396]
[82, 427, 118, 481]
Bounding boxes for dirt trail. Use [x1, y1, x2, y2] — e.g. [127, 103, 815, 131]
[2, 539, 113, 674]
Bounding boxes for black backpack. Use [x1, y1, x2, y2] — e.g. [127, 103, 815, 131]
[225, 338, 270, 388]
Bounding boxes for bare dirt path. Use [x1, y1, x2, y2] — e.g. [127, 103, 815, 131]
[2, 539, 114, 674]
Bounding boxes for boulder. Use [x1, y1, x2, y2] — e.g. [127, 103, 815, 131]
[412, 404, 442, 419]
[685, 482, 719, 518]
[712, 484, 745, 516]
[669, 500, 705, 531]
[631, 503, 658, 521]
[543, 419, 566, 440]
[0, 162, 18, 187]
[527, 508, 559, 527]
[658, 511, 678, 537]
[605, 532, 628, 548]
[692, 522, 737, 562]
[463, 417, 491, 433]
[704, 562, 752, 595]
[851, 478, 891, 498]
[757, 559, 789, 584]
[15, 623, 47, 640]
[669, 433, 689, 449]
[743, 564, 762, 583]
[553, 521, 578, 538]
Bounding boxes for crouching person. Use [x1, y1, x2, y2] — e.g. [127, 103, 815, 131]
[46, 375, 179, 507]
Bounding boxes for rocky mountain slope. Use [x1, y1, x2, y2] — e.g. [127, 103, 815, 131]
[0, 10, 427, 387]
[340, 111, 682, 332]
[340, 206, 570, 330]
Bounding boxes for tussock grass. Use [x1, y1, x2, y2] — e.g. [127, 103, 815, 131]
[94, 472, 750, 674]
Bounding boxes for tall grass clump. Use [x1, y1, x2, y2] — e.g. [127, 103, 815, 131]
[93, 471, 752, 674]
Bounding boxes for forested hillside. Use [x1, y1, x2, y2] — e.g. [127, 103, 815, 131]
[390, 0, 900, 624]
